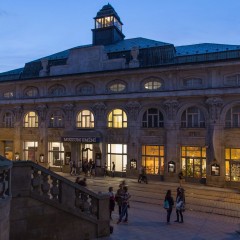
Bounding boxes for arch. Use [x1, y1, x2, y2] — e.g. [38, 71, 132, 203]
[141, 76, 164, 91]
[76, 82, 95, 95]
[106, 79, 127, 93]
[24, 86, 39, 98]
[177, 103, 208, 128]
[48, 84, 66, 96]
[47, 108, 65, 128]
[107, 108, 127, 128]
[76, 109, 95, 128]
[221, 101, 240, 128]
[23, 111, 39, 128]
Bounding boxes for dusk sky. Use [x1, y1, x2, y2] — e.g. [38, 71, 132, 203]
[1, 0, 240, 73]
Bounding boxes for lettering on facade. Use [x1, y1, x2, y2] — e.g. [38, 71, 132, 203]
[61, 137, 100, 143]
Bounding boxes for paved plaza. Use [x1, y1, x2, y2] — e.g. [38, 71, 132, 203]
[60, 173, 240, 240]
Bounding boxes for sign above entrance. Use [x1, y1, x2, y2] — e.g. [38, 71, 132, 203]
[61, 137, 100, 143]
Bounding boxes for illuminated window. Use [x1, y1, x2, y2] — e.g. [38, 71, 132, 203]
[24, 111, 38, 128]
[107, 144, 127, 172]
[23, 141, 38, 161]
[181, 146, 206, 178]
[142, 145, 164, 175]
[48, 142, 65, 167]
[3, 91, 14, 98]
[142, 108, 164, 128]
[24, 87, 39, 98]
[76, 110, 94, 128]
[95, 16, 122, 31]
[108, 109, 127, 128]
[48, 84, 65, 96]
[225, 106, 240, 128]
[109, 82, 126, 92]
[3, 112, 14, 128]
[181, 107, 205, 128]
[49, 111, 64, 128]
[225, 148, 240, 182]
[144, 79, 162, 90]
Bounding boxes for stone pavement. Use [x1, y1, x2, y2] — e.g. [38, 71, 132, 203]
[59, 173, 240, 240]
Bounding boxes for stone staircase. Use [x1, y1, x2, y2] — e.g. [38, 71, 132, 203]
[1, 159, 110, 240]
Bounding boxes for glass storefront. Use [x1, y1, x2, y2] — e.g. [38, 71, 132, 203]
[225, 148, 240, 182]
[23, 141, 38, 161]
[107, 144, 127, 172]
[181, 146, 206, 179]
[48, 142, 65, 167]
[141, 145, 164, 175]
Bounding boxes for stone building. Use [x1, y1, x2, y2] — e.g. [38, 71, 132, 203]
[0, 4, 240, 188]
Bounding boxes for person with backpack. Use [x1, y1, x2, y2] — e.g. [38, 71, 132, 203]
[175, 187, 185, 223]
[164, 189, 174, 224]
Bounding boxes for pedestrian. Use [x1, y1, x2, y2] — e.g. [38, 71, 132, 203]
[115, 184, 124, 217]
[164, 189, 174, 224]
[79, 177, 87, 187]
[104, 163, 108, 177]
[178, 171, 184, 187]
[69, 159, 73, 175]
[91, 161, 96, 177]
[138, 165, 143, 183]
[117, 186, 131, 224]
[112, 162, 115, 177]
[175, 187, 185, 223]
[108, 187, 115, 220]
[71, 161, 77, 176]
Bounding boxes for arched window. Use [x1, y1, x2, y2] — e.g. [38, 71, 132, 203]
[225, 106, 240, 128]
[3, 112, 14, 128]
[142, 108, 164, 128]
[143, 78, 163, 91]
[108, 82, 126, 92]
[108, 109, 127, 128]
[49, 111, 64, 128]
[76, 83, 94, 95]
[24, 87, 39, 98]
[181, 107, 205, 128]
[48, 84, 65, 96]
[76, 110, 94, 128]
[24, 111, 38, 128]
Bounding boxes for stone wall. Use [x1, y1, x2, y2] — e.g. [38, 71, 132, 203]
[0, 199, 10, 240]
[10, 197, 101, 240]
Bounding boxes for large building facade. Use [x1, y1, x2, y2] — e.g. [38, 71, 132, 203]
[0, 4, 240, 188]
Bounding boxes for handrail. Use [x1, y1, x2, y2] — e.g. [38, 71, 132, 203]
[12, 161, 108, 222]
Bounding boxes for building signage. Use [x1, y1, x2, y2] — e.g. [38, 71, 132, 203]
[61, 137, 100, 143]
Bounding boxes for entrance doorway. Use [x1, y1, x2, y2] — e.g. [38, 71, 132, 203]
[181, 146, 206, 183]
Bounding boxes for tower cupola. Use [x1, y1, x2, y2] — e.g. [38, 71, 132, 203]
[92, 4, 125, 45]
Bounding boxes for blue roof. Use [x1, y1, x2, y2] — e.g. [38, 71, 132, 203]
[176, 43, 240, 56]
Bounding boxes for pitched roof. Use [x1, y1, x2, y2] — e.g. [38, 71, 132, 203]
[176, 43, 240, 56]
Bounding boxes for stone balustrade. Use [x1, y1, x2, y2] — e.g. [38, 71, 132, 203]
[0, 155, 12, 240]
[11, 161, 110, 240]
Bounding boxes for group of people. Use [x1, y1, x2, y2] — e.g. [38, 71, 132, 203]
[164, 187, 186, 224]
[70, 159, 96, 177]
[107, 181, 131, 224]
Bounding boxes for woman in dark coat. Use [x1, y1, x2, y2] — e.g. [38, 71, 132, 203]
[165, 189, 174, 223]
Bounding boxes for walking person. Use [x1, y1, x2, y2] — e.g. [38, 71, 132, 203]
[117, 186, 131, 224]
[178, 170, 184, 187]
[112, 162, 115, 177]
[108, 187, 115, 220]
[138, 165, 143, 183]
[115, 184, 124, 217]
[175, 187, 185, 223]
[69, 159, 73, 175]
[164, 190, 174, 224]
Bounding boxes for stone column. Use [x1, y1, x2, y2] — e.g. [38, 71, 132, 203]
[163, 99, 179, 181]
